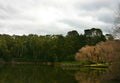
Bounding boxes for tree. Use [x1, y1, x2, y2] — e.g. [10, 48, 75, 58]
[84, 28, 106, 45]
[64, 30, 81, 61]
[75, 45, 102, 63]
[105, 34, 114, 40]
[0, 35, 13, 61]
[76, 39, 120, 63]
[0, 29, 106, 62]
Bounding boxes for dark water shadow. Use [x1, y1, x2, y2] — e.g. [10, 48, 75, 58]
[0, 64, 120, 83]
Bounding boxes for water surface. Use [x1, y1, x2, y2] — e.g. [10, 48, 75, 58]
[0, 64, 119, 83]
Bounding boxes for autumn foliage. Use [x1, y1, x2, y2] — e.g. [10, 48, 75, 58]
[75, 40, 120, 64]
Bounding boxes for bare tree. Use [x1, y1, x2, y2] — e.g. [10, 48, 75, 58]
[113, 4, 120, 39]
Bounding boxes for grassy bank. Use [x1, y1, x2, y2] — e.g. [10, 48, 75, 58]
[60, 61, 109, 68]
[0, 58, 109, 68]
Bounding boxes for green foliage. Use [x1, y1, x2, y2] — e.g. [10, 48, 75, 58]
[79, 60, 96, 65]
[84, 28, 106, 45]
[0, 28, 106, 62]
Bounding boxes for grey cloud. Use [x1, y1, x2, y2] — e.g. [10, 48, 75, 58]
[0, 0, 118, 35]
[59, 20, 85, 34]
[75, 0, 119, 25]
[60, 20, 80, 28]
[59, 19, 101, 34]
[97, 14, 114, 24]
[0, 5, 18, 14]
[60, 19, 87, 29]
[0, 0, 36, 20]
[0, 3, 21, 21]
[76, 0, 119, 11]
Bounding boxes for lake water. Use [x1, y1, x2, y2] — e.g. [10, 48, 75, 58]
[0, 64, 119, 83]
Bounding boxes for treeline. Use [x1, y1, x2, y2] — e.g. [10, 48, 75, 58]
[0, 28, 106, 62]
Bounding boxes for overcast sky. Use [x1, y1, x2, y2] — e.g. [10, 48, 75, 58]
[0, 0, 119, 35]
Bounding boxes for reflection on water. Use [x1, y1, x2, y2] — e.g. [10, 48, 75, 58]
[0, 65, 77, 83]
[75, 68, 104, 83]
[0, 64, 119, 83]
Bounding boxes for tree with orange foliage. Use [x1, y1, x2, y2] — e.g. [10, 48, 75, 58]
[75, 45, 100, 63]
[75, 40, 118, 64]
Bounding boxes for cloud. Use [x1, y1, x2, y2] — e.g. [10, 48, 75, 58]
[0, 0, 118, 35]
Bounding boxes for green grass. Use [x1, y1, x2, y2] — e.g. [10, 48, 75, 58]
[61, 61, 109, 68]
[84, 63, 109, 68]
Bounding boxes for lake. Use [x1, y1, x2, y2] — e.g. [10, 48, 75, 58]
[0, 64, 119, 83]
